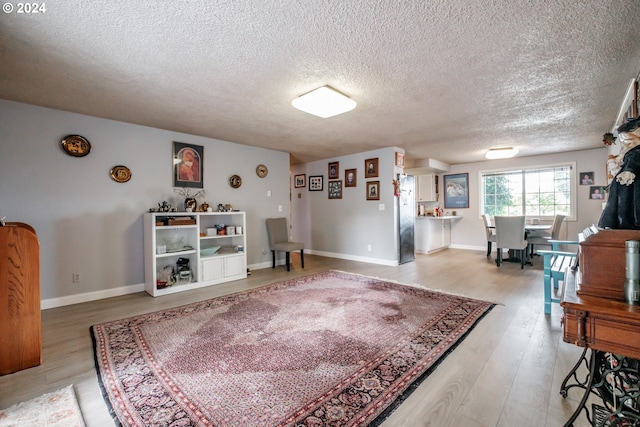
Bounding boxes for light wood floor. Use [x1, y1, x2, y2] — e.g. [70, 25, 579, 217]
[0, 249, 595, 426]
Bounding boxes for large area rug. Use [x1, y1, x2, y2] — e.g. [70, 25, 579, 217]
[91, 270, 494, 427]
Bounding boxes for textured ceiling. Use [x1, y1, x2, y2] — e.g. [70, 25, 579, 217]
[1, 0, 639, 165]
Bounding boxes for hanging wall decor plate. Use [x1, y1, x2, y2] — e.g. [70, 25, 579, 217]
[110, 165, 132, 183]
[256, 164, 268, 178]
[61, 135, 91, 157]
[229, 174, 242, 188]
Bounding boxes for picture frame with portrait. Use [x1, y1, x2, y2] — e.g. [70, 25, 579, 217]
[580, 171, 594, 185]
[173, 141, 203, 188]
[365, 158, 378, 178]
[590, 186, 605, 200]
[366, 181, 380, 200]
[328, 162, 339, 179]
[345, 168, 357, 187]
[294, 174, 306, 188]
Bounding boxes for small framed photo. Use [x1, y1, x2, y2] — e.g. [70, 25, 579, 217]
[345, 168, 357, 187]
[365, 158, 379, 178]
[173, 142, 203, 188]
[309, 175, 323, 191]
[366, 181, 380, 200]
[328, 162, 339, 179]
[580, 172, 594, 185]
[294, 174, 306, 188]
[328, 180, 342, 199]
[590, 186, 605, 199]
[395, 152, 405, 167]
[443, 173, 469, 209]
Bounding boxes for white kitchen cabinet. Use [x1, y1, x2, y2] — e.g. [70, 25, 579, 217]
[144, 211, 247, 297]
[415, 217, 452, 254]
[416, 174, 438, 202]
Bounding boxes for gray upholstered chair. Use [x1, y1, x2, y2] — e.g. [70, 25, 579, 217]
[528, 214, 565, 256]
[266, 218, 304, 271]
[482, 214, 496, 257]
[494, 215, 528, 269]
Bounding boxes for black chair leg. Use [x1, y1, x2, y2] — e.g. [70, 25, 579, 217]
[300, 250, 304, 268]
[520, 249, 525, 269]
[286, 252, 290, 271]
[496, 248, 502, 266]
[487, 242, 492, 257]
[272, 250, 276, 268]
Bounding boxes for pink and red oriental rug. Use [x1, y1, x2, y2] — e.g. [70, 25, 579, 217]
[91, 270, 494, 426]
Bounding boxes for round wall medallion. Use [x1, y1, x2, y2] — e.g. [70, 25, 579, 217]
[229, 174, 242, 188]
[61, 135, 91, 157]
[110, 165, 132, 183]
[256, 164, 268, 178]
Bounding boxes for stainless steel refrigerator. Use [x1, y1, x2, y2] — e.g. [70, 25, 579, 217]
[397, 174, 415, 264]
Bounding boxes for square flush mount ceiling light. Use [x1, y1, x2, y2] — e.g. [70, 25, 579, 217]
[292, 86, 357, 118]
[485, 147, 519, 159]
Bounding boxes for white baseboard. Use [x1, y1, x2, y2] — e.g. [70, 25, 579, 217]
[305, 249, 398, 266]
[41, 283, 145, 310]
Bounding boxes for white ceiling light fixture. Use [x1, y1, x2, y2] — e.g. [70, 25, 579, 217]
[485, 147, 519, 159]
[292, 86, 357, 118]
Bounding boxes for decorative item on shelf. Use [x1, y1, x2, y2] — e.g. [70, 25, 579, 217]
[61, 135, 91, 157]
[200, 202, 209, 212]
[174, 188, 205, 212]
[157, 201, 172, 212]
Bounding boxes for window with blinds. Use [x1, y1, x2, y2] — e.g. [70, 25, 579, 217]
[481, 163, 575, 218]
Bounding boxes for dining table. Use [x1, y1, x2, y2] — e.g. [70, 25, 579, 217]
[488, 223, 552, 265]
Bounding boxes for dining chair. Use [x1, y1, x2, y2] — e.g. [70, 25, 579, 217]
[494, 215, 528, 269]
[266, 217, 304, 271]
[482, 214, 496, 257]
[528, 214, 565, 255]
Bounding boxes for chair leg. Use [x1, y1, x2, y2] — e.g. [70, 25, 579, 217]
[300, 250, 304, 268]
[271, 250, 276, 269]
[486, 241, 492, 257]
[496, 248, 502, 266]
[520, 249, 525, 269]
[286, 252, 290, 271]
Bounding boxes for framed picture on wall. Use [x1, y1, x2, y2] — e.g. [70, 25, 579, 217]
[294, 174, 306, 188]
[395, 152, 405, 167]
[580, 172, 594, 185]
[443, 173, 469, 209]
[309, 175, 323, 191]
[328, 162, 339, 179]
[366, 181, 380, 200]
[173, 141, 203, 188]
[365, 158, 378, 178]
[590, 186, 605, 200]
[328, 180, 342, 199]
[345, 168, 357, 187]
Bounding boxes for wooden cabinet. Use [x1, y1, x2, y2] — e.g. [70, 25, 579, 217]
[1, 222, 41, 375]
[144, 212, 247, 297]
[416, 174, 438, 202]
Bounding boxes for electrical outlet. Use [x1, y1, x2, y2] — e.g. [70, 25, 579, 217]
[73, 273, 81, 283]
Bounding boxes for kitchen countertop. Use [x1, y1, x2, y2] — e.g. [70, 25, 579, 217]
[416, 215, 461, 220]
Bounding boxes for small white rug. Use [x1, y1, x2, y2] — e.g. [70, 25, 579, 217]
[0, 385, 85, 427]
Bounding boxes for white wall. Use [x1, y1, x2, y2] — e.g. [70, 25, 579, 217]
[0, 100, 290, 306]
[443, 148, 609, 251]
[291, 147, 401, 264]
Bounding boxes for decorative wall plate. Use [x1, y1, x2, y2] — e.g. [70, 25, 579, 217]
[110, 165, 131, 183]
[229, 174, 242, 188]
[256, 164, 268, 178]
[61, 135, 91, 157]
